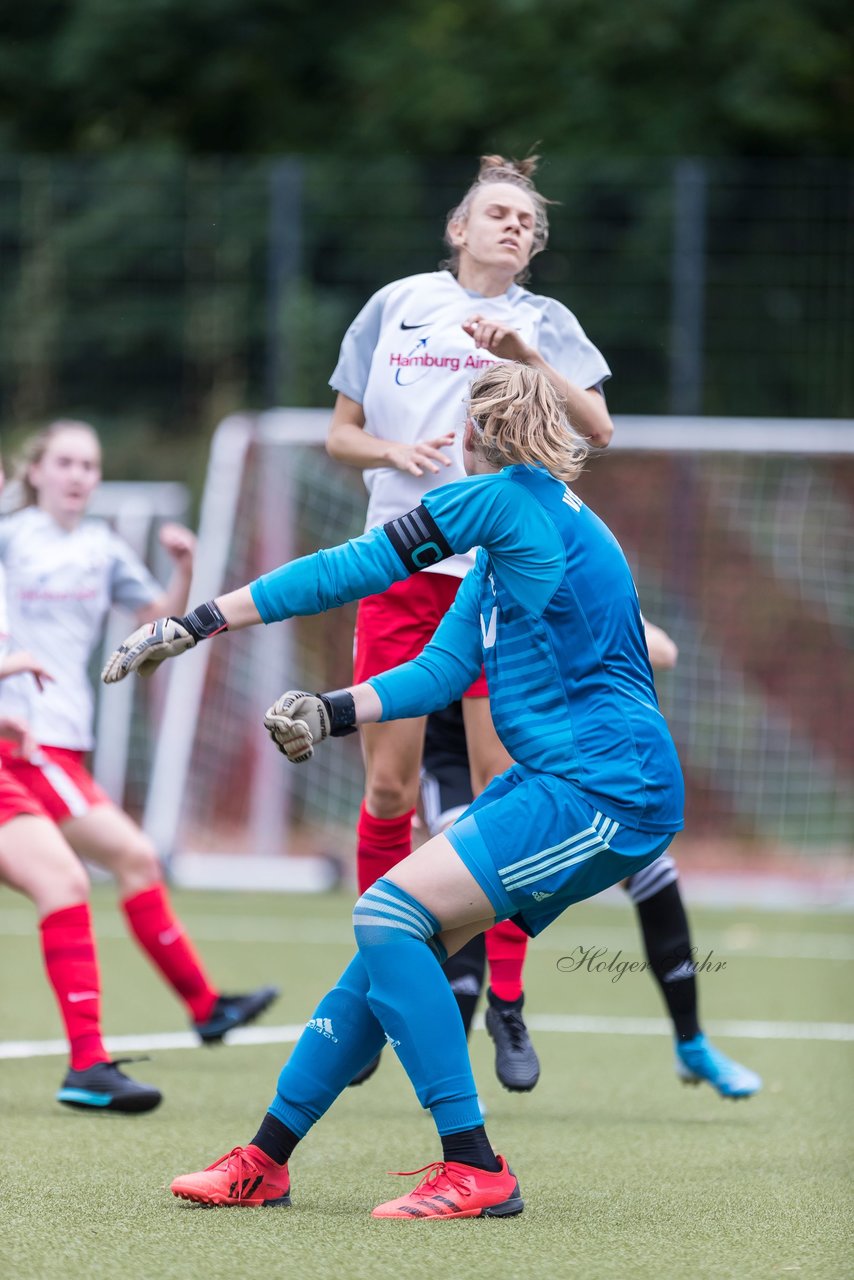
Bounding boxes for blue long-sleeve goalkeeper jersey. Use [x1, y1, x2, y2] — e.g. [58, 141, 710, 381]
[250, 465, 684, 833]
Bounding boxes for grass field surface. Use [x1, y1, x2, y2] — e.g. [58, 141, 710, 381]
[1, 885, 851, 1279]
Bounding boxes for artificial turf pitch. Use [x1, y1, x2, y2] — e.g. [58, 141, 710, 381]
[1, 884, 851, 1279]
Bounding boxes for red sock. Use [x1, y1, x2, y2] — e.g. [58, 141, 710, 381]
[40, 902, 108, 1071]
[485, 918, 529, 1003]
[121, 883, 218, 1022]
[356, 801, 415, 893]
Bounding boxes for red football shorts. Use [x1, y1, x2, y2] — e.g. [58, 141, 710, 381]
[353, 572, 489, 698]
[0, 742, 110, 825]
[0, 766, 47, 826]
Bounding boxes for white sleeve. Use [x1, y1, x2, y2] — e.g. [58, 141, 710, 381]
[0, 563, 9, 654]
[0, 521, 16, 656]
[537, 298, 612, 391]
[0, 516, 15, 563]
[107, 532, 161, 612]
[328, 281, 396, 404]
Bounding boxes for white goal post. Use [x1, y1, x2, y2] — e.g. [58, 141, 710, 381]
[143, 411, 854, 891]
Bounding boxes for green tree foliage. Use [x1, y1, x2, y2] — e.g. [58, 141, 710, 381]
[0, 0, 851, 157]
[0, 4, 850, 450]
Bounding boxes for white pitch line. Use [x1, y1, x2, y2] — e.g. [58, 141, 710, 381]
[0, 1025, 307, 1060]
[1, 1015, 852, 1062]
[525, 1015, 854, 1042]
[0, 910, 851, 960]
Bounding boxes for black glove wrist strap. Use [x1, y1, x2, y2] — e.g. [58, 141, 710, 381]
[319, 689, 358, 737]
[172, 600, 229, 643]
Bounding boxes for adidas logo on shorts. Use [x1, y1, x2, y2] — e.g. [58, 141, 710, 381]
[531, 890, 553, 901]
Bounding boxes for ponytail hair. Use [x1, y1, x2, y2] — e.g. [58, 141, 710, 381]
[467, 363, 589, 485]
[442, 152, 554, 283]
[11, 419, 101, 509]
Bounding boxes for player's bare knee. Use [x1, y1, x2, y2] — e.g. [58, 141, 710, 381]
[365, 777, 419, 819]
[61, 860, 91, 904]
[118, 837, 162, 890]
[35, 861, 90, 916]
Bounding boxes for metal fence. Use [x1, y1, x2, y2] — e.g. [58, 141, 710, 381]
[0, 155, 851, 450]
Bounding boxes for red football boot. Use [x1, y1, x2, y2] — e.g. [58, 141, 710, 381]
[170, 1145, 291, 1207]
[372, 1155, 523, 1219]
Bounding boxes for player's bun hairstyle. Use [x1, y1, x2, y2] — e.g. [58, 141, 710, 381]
[12, 419, 101, 508]
[442, 153, 554, 284]
[468, 363, 589, 485]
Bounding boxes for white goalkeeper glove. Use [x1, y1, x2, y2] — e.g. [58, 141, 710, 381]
[264, 688, 357, 764]
[101, 600, 229, 683]
[101, 618, 197, 682]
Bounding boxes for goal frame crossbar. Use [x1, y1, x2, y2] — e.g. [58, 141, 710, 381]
[142, 411, 854, 891]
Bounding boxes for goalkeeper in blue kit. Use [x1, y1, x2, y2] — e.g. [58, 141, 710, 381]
[104, 363, 686, 1221]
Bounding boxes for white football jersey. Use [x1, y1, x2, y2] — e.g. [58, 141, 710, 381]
[0, 507, 160, 750]
[0, 562, 9, 660]
[330, 270, 610, 577]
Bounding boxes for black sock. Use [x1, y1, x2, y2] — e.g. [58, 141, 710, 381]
[634, 880, 701, 1043]
[487, 987, 523, 1012]
[441, 1126, 501, 1172]
[250, 1112, 300, 1166]
[442, 934, 486, 1037]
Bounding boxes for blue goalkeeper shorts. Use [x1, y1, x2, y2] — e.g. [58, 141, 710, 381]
[445, 764, 675, 937]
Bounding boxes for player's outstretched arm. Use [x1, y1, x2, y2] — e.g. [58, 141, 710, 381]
[101, 585, 262, 683]
[265, 579, 484, 763]
[264, 685, 381, 763]
[103, 492, 474, 685]
[263, 691, 329, 763]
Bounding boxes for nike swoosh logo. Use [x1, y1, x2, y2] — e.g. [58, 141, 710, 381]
[399, 321, 430, 330]
[68, 991, 99, 1003]
[158, 926, 182, 946]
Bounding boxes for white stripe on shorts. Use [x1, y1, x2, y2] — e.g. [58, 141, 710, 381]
[497, 810, 620, 880]
[498, 825, 597, 878]
[504, 841, 607, 891]
[31, 751, 90, 819]
[498, 810, 621, 890]
[502, 831, 605, 890]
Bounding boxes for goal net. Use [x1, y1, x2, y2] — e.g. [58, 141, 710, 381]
[141, 412, 854, 888]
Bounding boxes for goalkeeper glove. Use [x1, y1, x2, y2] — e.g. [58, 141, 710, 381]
[264, 688, 357, 764]
[101, 601, 228, 683]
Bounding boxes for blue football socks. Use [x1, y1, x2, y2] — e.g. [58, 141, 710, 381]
[353, 878, 482, 1135]
[265, 877, 485, 1149]
[268, 953, 386, 1137]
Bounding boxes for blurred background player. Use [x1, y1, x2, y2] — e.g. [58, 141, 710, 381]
[421, 681, 762, 1098]
[327, 152, 614, 1091]
[0, 420, 278, 1051]
[0, 596, 162, 1112]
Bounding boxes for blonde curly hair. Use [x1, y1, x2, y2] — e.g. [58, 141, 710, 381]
[467, 363, 588, 485]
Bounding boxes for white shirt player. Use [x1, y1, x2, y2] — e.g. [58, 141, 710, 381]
[0, 561, 10, 661]
[330, 270, 611, 577]
[0, 507, 160, 750]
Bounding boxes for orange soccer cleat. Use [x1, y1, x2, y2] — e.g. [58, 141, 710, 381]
[170, 1145, 291, 1207]
[371, 1155, 523, 1219]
